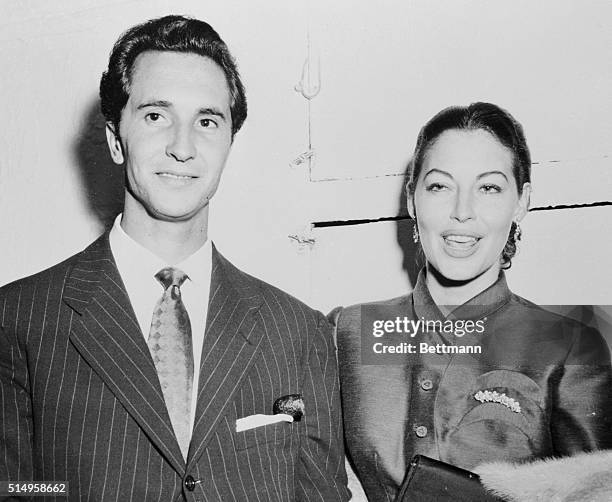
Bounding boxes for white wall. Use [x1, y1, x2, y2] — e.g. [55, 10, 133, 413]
[1, 2, 611, 500]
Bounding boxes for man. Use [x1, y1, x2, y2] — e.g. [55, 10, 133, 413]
[0, 15, 349, 501]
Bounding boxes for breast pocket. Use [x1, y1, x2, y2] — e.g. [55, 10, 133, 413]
[445, 369, 549, 468]
[234, 420, 296, 451]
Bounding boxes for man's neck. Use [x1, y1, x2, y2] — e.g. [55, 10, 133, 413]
[120, 203, 209, 264]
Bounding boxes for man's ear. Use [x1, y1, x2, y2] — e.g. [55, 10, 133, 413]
[105, 122, 124, 165]
[514, 182, 531, 222]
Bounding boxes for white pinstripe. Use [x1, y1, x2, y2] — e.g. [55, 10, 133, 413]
[267, 291, 293, 384]
[144, 435, 152, 501]
[31, 275, 50, 386]
[80, 369, 93, 500]
[100, 393, 116, 501]
[205, 449, 223, 500]
[114, 407, 129, 501]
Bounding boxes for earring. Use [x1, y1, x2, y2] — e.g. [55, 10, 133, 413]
[513, 223, 522, 242]
[413, 224, 419, 243]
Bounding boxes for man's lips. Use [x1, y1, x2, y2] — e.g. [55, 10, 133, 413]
[156, 171, 198, 180]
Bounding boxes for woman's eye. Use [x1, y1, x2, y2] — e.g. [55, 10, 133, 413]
[480, 184, 502, 193]
[425, 183, 447, 192]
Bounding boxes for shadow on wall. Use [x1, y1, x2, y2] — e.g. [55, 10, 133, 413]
[72, 98, 124, 230]
[396, 158, 422, 287]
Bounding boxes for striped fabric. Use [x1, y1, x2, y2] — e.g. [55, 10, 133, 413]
[0, 234, 349, 501]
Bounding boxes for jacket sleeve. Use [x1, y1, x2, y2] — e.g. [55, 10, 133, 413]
[0, 318, 35, 481]
[552, 325, 612, 453]
[295, 312, 350, 501]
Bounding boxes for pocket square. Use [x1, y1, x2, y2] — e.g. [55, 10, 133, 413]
[236, 413, 294, 432]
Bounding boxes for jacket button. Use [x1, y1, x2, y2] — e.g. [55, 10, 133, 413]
[184, 475, 196, 491]
[415, 425, 428, 438]
[421, 379, 433, 390]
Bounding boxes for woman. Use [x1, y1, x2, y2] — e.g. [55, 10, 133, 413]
[335, 102, 612, 501]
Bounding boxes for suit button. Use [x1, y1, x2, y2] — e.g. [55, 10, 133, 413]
[184, 475, 196, 491]
[415, 425, 428, 438]
[421, 379, 433, 390]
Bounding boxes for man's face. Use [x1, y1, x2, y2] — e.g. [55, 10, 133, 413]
[106, 51, 233, 223]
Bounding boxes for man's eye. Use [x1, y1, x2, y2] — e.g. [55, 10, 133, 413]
[480, 184, 502, 194]
[199, 118, 218, 129]
[145, 112, 163, 122]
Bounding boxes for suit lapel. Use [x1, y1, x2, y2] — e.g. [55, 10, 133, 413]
[63, 234, 185, 473]
[188, 246, 264, 466]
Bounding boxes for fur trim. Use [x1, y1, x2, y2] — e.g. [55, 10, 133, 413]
[475, 450, 612, 501]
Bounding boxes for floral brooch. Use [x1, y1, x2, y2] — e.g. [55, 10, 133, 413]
[474, 390, 521, 413]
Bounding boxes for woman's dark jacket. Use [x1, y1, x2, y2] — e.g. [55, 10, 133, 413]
[335, 271, 612, 501]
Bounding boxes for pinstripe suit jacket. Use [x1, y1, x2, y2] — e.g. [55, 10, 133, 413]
[0, 234, 349, 501]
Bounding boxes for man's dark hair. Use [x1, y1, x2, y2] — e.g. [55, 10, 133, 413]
[100, 15, 247, 137]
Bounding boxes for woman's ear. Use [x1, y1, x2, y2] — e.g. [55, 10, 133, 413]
[407, 186, 416, 220]
[514, 182, 531, 222]
[105, 122, 124, 165]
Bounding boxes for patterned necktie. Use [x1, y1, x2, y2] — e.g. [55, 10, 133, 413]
[148, 267, 194, 460]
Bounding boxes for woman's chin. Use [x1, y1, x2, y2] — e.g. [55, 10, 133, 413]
[440, 269, 478, 284]
[428, 260, 490, 285]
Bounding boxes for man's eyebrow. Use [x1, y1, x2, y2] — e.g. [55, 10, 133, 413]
[198, 107, 227, 121]
[136, 100, 172, 110]
[135, 102, 227, 122]
[477, 170, 509, 181]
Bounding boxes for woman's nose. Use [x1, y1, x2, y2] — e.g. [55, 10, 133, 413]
[450, 189, 475, 222]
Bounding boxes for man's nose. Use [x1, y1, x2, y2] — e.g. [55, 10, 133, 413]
[450, 189, 475, 223]
[166, 124, 196, 162]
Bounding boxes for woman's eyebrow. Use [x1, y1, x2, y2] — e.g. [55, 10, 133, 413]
[477, 170, 509, 181]
[423, 168, 453, 180]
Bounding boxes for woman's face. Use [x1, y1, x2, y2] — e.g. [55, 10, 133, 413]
[410, 128, 530, 283]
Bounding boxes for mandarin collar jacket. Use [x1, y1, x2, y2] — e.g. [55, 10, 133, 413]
[336, 270, 612, 502]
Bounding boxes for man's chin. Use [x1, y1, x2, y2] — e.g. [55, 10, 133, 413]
[145, 202, 211, 223]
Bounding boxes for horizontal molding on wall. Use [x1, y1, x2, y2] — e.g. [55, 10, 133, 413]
[305, 156, 612, 224]
[312, 200, 612, 229]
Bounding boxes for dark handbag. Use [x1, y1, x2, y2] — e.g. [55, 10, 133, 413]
[395, 455, 504, 502]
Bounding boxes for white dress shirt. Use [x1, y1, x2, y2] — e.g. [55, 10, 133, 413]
[109, 214, 212, 435]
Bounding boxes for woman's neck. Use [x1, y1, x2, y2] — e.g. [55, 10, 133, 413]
[425, 263, 501, 308]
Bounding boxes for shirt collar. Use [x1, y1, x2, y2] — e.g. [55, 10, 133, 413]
[412, 267, 512, 322]
[109, 213, 212, 287]
[175, 238, 212, 288]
